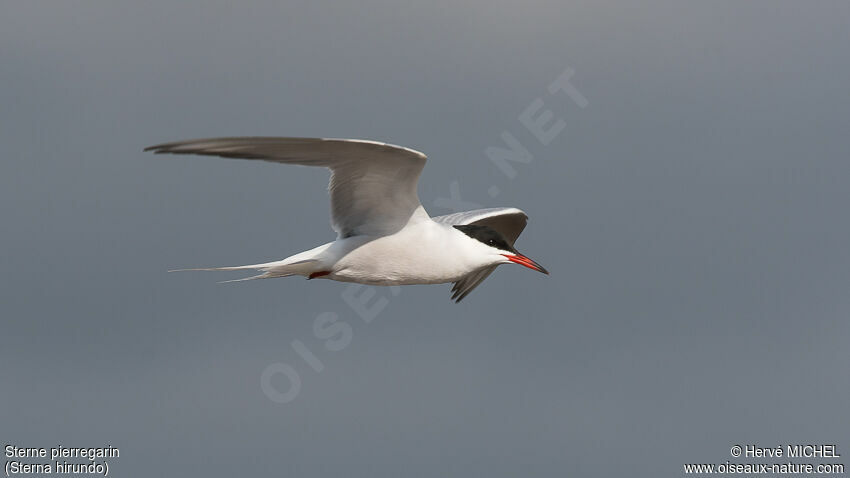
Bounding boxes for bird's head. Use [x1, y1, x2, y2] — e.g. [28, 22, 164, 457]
[454, 224, 549, 274]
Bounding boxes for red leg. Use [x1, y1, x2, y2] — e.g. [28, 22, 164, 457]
[308, 270, 331, 280]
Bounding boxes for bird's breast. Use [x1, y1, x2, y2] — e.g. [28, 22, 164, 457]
[327, 222, 481, 285]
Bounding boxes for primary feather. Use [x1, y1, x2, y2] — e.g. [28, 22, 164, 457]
[146, 137, 428, 237]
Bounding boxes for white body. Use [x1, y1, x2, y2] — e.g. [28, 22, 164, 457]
[284, 208, 502, 285]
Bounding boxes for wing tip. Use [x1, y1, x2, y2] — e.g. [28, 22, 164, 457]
[142, 137, 427, 160]
[144, 143, 179, 154]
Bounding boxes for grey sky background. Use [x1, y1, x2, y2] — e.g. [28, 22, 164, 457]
[2, 1, 849, 476]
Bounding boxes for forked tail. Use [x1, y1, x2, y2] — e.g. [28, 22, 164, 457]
[170, 259, 319, 283]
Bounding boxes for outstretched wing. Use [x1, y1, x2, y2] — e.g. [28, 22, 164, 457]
[145, 137, 428, 237]
[432, 207, 529, 302]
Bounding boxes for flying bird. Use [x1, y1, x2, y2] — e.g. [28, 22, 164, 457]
[145, 137, 548, 302]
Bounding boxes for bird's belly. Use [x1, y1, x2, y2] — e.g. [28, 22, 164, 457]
[327, 232, 472, 285]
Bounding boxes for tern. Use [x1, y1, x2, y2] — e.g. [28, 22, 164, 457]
[145, 137, 548, 302]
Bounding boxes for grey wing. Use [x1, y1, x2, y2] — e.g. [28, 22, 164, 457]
[432, 207, 528, 244]
[450, 266, 497, 303]
[433, 207, 529, 302]
[145, 137, 428, 237]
